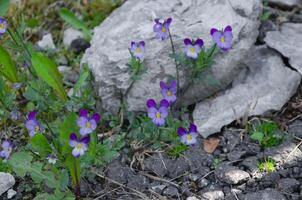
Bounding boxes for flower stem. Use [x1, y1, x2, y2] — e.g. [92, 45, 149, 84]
[74, 159, 81, 200]
[168, 29, 180, 96]
[179, 44, 217, 99]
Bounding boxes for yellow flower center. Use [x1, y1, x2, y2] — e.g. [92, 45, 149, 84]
[220, 36, 225, 43]
[135, 47, 142, 53]
[86, 122, 91, 128]
[35, 126, 39, 132]
[156, 112, 161, 119]
[186, 134, 193, 141]
[76, 143, 83, 149]
[166, 90, 172, 96]
[0, 23, 4, 30]
[161, 27, 166, 33]
[189, 47, 196, 53]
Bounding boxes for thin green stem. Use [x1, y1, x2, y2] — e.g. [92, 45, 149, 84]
[168, 29, 180, 95]
[74, 159, 81, 200]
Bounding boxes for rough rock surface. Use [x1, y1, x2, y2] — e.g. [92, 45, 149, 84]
[193, 47, 301, 137]
[265, 23, 302, 74]
[82, 0, 261, 114]
[244, 188, 286, 200]
[214, 164, 250, 185]
[0, 172, 15, 196]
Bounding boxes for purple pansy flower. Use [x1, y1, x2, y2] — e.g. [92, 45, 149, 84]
[160, 80, 177, 104]
[25, 111, 43, 137]
[69, 133, 90, 158]
[130, 41, 145, 60]
[0, 141, 12, 160]
[184, 38, 204, 59]
[0, 18, 7, 36]
[153, 18, 172, 41]
[77, 109, 101, 136]
[146, 99, 169, 126]
[210, 25, 233, 51]
[178, 124, 198, 146]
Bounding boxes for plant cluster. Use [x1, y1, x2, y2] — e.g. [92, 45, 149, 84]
[0, 2, 235, 199]
[249, 120, 284, 149]
[257, 158, 276, 173]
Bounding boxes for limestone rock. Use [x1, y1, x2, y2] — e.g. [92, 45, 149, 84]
[82, 0, 261, 114]
[0, 172, 15, 196]
[265, 23, 302, 75]
[193, 47, 301, 137]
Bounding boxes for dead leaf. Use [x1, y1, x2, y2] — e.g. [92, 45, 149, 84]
[203, 137, 220, 153]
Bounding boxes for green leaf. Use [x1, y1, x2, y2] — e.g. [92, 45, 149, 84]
[59, 8, 91, 40]
[250, 131, 264, 142]
[31, 134, 52, 157]
[59, 113, 78, 154]
[0, 46, 18, 82]
[0, 0, 10, 16]
[34, 190, 74, 200]
[31, 52, 67, 101]
[8, 151, 33, 177]
[73, 66, 89, 95]
[59, 170, 69, 190]
[66, 155, 80, 186]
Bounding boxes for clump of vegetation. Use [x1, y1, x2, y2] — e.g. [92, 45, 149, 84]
[258, 158, 276, 173]
[249, 120, 284, 148]
[0, 1, 235, 199]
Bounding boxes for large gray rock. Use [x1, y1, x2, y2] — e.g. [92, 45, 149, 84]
[0, 172, 15, 196]
[82, 0, 261, 114]
[265, 23, 302, 74]
[193, 47, 301, 137]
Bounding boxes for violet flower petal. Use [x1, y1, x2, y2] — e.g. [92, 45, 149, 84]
[178, 127, 186, 136]
[146, 99, 156, 108]
[160, 99, 169, 108]
[79, 109, 88, 118]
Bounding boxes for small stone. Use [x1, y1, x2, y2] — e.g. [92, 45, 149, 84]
[224, 130, 241, 151]
[186, 197, 199, 200]
[57, 56, 68, 66]
[63, 28, 84, 48]
[151, 184, 166, 194]
[215, 165, 250, 185]
[167, 157, 189, 178]
[288, 120, 302, 138]
[198, 178, 209, 189]
[0, 172, 15, 196]
[244, 188, 286, 200]
[181, 181, 193, 197]
[144, 154, 168, 177]
[163, 186, 179, 198]
[37, 33, 56, 51]
[126, 172, 149, 191]
[7, 189, 17, 199]
[278, 178, 300, 193]
[202, 189, 224, 200]
[260, 172, 279, 187]
[227, 150, 246, 161]
[70, 38, 90, 54]
[188, 173, 200, 182]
